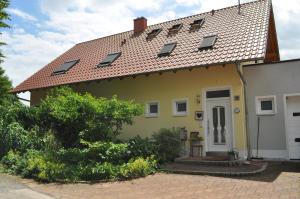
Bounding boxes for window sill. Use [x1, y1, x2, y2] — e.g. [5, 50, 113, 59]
[145, 114, 159, 118]
[256, 112, 276, 116]
[173, 113, 188, 117]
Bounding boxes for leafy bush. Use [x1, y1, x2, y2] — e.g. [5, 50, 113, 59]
[37, 87, 143, 148]
[152, 128, 181, 162]
[1, 150, 26, 174]
[1, 149, 157, 182]
[127, 136, 157, 158]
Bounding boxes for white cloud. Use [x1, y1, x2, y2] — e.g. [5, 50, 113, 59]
[7, 8, 37, 21]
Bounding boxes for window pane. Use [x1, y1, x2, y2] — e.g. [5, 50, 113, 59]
[261, 100, 273, 110]
[149, 104, 158, 114]
[206, 90, 230, 98]
[177, 102, 187, 112]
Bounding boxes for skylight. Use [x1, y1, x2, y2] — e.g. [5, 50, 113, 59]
[168, 23, 183, 36]
[146, 28, 162, 40]
[199, 35, 217, 50]
[158, 43, 177, 57]
[98, 52, 121, 67]
[190, 18, 205, 31]
[52, 60, 79, 75]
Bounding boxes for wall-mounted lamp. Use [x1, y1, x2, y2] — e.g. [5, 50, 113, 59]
[196, 95, 201, 104]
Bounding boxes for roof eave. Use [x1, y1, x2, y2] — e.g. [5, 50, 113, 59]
[11, 57, 265, 94]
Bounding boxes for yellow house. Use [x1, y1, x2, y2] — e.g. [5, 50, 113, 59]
[12, 0, 279, 159]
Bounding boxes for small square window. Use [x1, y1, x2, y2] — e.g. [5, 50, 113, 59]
[261, 100, 273, 111]
[255, 96, 277, 115]
[145, 102, 159, 118]
[173, 99, 188, 116]
[146, 28, 162, 40]
[168, 23, 183, 36]
[177, 102, 187, 112]
[190, 18, 205, 31]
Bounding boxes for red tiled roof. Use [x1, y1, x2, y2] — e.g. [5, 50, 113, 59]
[12, 0, 272, 93]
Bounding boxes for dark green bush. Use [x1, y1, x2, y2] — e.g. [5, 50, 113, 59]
[152, 128, 181, 162]
[0, 121, 44, 157]
[127, 136, 157, 158]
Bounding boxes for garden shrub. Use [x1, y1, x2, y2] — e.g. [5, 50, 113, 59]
[120, 156, 157, 179]
[152, 128, 181, 162]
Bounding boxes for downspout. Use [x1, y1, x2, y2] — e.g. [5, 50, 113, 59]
[235, 62, 251, 160]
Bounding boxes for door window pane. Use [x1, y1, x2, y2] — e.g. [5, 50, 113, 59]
[213, 107, 219, 143]
[220, 107, 226, 143]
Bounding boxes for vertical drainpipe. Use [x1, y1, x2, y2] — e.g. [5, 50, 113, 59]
[235, 62, 251, 160]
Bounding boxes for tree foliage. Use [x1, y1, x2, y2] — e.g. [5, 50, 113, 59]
[0, 0, 10, 62]
[37, 87, 143, 148]
[0, 0, 13, 105]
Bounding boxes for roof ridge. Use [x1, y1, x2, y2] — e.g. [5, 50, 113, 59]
[76, 0, 266, 46]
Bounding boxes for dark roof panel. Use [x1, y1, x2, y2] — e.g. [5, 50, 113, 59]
[53, 60, 79, 75]
[199, 35, 218, 50]
[158, 43, 177, 57]
[98, 52, 121, 67]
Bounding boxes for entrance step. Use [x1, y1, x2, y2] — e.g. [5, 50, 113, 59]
[161, 161, 268, 176]
[206, 151, 230, 157]
[175, 156, 244, 166]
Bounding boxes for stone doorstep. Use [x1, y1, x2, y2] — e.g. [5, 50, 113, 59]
[160, 162, 268, 177]
[175, 157, 245, 166]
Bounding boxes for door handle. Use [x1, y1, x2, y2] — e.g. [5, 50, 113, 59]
[207, 120, 210, 134]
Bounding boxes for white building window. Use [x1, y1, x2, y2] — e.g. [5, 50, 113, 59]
[173, 98, 188, 116]
[145, 101, 159, 117]
[255, 95, 277, 115]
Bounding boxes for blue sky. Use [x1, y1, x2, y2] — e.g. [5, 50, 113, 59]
[2, 0, 300, 101]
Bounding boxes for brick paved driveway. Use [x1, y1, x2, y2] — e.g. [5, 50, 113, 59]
[21, 162, 300, 199]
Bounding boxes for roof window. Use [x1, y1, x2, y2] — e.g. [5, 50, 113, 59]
[199, 35, 217, 50]
[168, 23, 183, 36]
[98, 52, 121, 67]
[158, 43, 177, 57]
[146, 28, 162, 40]
[52, 59, 79, 75]
[190, 18, 205, 32]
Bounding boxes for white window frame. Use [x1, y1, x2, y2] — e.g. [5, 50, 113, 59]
[145, 101, 159, 118]
[173, 98, 188, 116]
[255, 95, 277, 115]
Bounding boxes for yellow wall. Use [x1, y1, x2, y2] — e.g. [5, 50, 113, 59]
[31, 64, 247, 152]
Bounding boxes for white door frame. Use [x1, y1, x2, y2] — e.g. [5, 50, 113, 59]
[202, 86, 235, 153]
[283, 93, 300, 159]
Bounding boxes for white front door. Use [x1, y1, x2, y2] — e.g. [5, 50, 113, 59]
[207, 98, 232, 152]
[286, 96, 300, 159]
